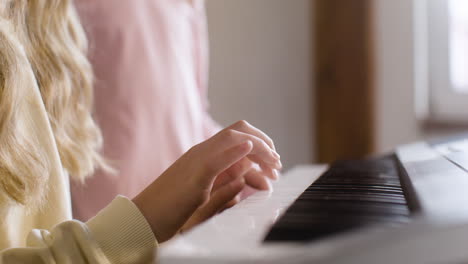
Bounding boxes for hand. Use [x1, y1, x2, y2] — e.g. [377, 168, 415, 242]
[210, 121, 282, 193]
[132, 121, 281, 242]
[181, 121, 283, 232]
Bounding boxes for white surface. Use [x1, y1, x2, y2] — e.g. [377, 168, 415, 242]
[206, 0, 314, 168]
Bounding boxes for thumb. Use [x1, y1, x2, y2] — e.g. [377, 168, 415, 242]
[181, 177, 245, 232]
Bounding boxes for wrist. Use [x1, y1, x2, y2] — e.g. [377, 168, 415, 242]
[132, 180, 202, 242]
[132, 192, 164, 242]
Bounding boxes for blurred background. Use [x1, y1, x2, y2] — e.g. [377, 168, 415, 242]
[206, 0, 468, 169]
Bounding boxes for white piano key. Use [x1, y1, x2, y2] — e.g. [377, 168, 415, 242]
[158, 165, 327, 263]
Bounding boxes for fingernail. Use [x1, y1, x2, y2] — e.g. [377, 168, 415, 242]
[277, 159, 283, 169]
[244, 140, 253, 149]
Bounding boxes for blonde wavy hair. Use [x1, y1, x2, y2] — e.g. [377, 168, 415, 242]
[0, 0, 106, 205]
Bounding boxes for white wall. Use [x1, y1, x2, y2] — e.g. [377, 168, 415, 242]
[206, 0, 314, 169]
[374, 0, 464, 153]
[374, 0, 424, 152]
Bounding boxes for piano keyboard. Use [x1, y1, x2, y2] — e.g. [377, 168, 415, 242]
[265, 154, 413, 242]
[159, 137, 468, 264]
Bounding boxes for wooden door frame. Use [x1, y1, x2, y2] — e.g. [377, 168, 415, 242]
[314, 0, 375, 163]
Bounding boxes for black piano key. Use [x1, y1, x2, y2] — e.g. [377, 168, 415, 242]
[264, 154, 412, 243]
[265, 217, 410, 242]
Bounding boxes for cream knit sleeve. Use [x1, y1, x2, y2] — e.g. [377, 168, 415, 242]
[0, 196, 158, 264]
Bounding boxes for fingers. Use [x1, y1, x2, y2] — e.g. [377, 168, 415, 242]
[244, 168, 272, 191]
[193, 120, 281, 187]
[260, 162, 280, 181]
[211, 129, 281, 169]
[228, 120, 277, 151]
[211, 157, 253, 193]
[212, 162, 276, 193]
[206, 140, 253, 180]
[211, 158, 279, 194]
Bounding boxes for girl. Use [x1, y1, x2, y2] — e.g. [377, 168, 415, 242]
[0, 0, 281, 263]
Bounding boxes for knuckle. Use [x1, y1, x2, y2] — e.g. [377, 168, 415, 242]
[237, 120, 249, 127]
[223, 129, 237, 139]
[233, 120, 249, 129]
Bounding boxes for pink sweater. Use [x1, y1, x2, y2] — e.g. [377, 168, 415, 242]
[72, 0, 220, 221]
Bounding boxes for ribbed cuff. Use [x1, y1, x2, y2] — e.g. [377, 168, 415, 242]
[87, 196, 158, 264]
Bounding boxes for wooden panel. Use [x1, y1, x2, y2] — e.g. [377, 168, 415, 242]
[314, 0, 375, 163]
